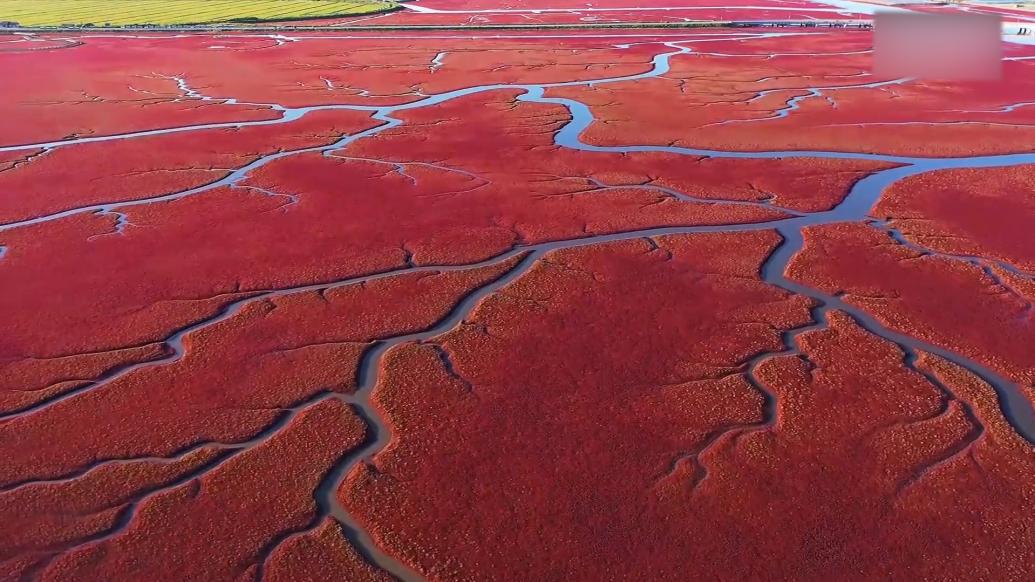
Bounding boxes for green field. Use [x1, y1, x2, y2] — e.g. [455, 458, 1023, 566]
[0, 0, 398, 27]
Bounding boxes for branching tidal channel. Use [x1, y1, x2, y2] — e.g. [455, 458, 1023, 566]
[3, 31, 1035, 582]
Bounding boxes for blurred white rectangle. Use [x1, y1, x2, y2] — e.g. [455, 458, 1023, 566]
[874, 12, 1002, 80]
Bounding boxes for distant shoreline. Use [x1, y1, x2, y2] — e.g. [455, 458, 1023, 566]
[0, 19, 873, 33]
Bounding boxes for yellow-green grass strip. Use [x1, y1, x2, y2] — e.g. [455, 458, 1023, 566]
[0, 0, 398, 27]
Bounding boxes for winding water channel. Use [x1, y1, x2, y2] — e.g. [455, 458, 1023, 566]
[4, 31, 1035, 580]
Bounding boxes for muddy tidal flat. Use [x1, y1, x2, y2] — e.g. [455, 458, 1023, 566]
[2, 1, 1035, 579]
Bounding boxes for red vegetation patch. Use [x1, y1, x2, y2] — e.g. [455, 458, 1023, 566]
[787, 222, 1035, 400]
[3, 27, 1034, 580]
[342, 231, 818, 578]
[876, 164, 1035, 272]
[41, 400, 367, 581]
[0, 343, 168, 413]
[696, 313, 1035, 580]
[0, 447, 222, 579]
[1, 89, 811, 368]
[0, 33, 669, 130]
[237, 92, 785, 261]
[0, 42, 280, 146]
[0, 37, 82, 53]
[317, 0, 857, 26]
[345, 89, 896, 213]
[242, 38, 662, 105]
[7, 30, 1033, 155]
[0, 149, 44, 171]
[0, 257, 519, 484]
[325, 7, 855, 27]
[265, 519, 390, 582]
[673, 156, 895, 212]
[0, 109, 380, 224]
[547, 35, 1035, 156]
[344, 245, 1035, 579]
